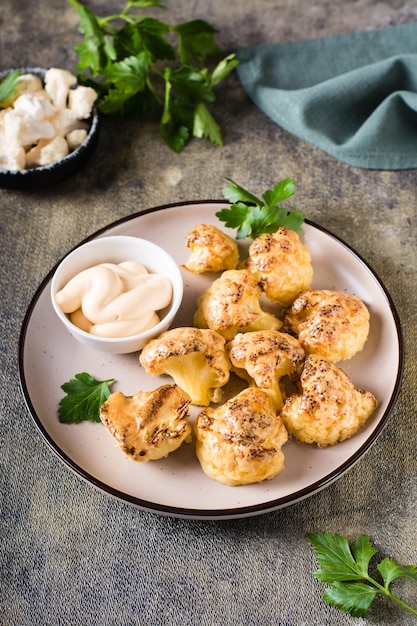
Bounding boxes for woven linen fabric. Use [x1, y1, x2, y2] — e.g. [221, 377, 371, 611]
[235, 22, 417, 170]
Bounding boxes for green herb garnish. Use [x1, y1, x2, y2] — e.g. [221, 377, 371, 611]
[0, 69, 21, 108]
[216, 177, 305, 239]
[308, 532, 417, 618]
[58, 372, 115, 423]
[68, 0, 238, 152]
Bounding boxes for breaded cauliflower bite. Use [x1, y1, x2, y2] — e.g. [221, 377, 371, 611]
[280, 355, 378, 447]
[227, 330, 305, 411]
[195, 387, 289, 486]
[248, 227, 313, 307]
[284, 289, 370, 362]
[139, 327, 231, 406]
[99, 384, 191, 461]
[194, 268, 282, 341]
[184, 223, 239, 273]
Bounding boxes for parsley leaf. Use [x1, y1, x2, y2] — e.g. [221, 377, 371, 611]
[216, 177, 305, 239]
[68, 0, 237, 151]
[173, 19, 220, 66]
[308, 532, 417, 618]
[58, 372, 115, 424]
[0, 70, 21, 108]
[114, 18, 175, 61]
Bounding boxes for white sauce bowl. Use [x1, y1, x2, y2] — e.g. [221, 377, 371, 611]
[50, 235, 184, 353]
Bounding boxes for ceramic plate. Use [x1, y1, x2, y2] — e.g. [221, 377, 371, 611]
[19, 202, 403, 520]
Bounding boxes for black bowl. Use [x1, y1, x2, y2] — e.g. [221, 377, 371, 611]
[0, 67, 100, 190]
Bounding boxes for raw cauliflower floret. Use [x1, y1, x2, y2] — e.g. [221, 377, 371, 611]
[44, 68, 77, 109]
[284, 289, 370, 362]
[194, 268, 282, 341]
[13, 92, 55, 121]
[139, 327, 231, 406]
[184, 223, 239, 273]
[66, 128, 88, 150]
[280, 354, 378, 446]
[3, 108, 55, 149]
[68, 85, 97, 119]
[25, 136, 69, 168]
[227, 330, 305, 411]
[52, 107, 87, 137]
[99, 384, 191, 462]
[0, 145, 26, 171]
[195, 387, 289, 486]
[247, 226, 313, 306]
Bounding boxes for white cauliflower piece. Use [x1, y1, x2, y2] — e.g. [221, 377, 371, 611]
[139, 327, 231, 406]
[13, 92, 55, 121]
[99, 384, 191, 462]
[195, 387, 289, 486]
[284, 289, 370, 362]
[247, 227, 313, 307]
[0, 145, 26, 171]
[68, 85, 97, 119]
[25, 136, 69, 168]
[280, 354, 378, 446]
[184, 223, 239, 274]
[66, 128, 88, 150]
[227, 330, 305, 411]
[15, 74, 43, 92]
[52, 107, 87, 137]
[194, 268, 282, 341]
[3, 109, 55, 148]
[44, 67, 77, 109]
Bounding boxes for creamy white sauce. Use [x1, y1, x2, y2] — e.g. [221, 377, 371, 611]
[55, 261, 172, 337]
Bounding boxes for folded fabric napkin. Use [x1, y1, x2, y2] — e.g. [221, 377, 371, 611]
[235, 22, 417, 169]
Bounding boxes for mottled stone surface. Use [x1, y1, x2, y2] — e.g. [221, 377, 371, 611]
[1, 2, 416, 625]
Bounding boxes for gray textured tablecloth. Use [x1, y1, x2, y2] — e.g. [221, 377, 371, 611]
[1, 1, 416, 625]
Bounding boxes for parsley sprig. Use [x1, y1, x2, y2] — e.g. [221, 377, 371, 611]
[216, 177, 305, 239]
[309, 532, 417, 618]
[0, 69, 21, 108]
[68, 0, 238, 152]
[58, 372, 115, 423]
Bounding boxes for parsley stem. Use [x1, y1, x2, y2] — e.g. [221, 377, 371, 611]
[366, 575, 417, 617]
[381, 590, 417, 616]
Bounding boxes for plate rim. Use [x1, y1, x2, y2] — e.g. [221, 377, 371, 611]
[18, 200, 405, 520]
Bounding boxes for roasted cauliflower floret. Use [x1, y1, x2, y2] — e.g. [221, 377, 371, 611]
[195, 387, 288, 486]
[247, 227, 313, 306]
[184, 223, 239, 273]
[227, 330, 305, 411]
[194, 268, 282, 341]
[139, 327, 231, 406]
[99, 384, 191, 462]
[280, 355, 378, 447]
[284, 289, 370, 362]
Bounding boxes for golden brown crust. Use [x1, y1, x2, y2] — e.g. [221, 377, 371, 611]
[226, 330, 305, 411]
[183, 223, 239, 273]
[139, 327, 226, 372]
[284, 289, 370, 362]
[139, 327, 231, 406]
[195, 387, 288, 486]
[193, 268, 282, 341]
[248, 227, 313, 306]
[280, 354, 378, 446]
[100, 384, 191, 461]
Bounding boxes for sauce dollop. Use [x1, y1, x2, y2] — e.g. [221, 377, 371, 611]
[55, 261, 172, 338]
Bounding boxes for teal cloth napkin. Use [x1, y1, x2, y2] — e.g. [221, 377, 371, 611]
[235, 23, 417, 169]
